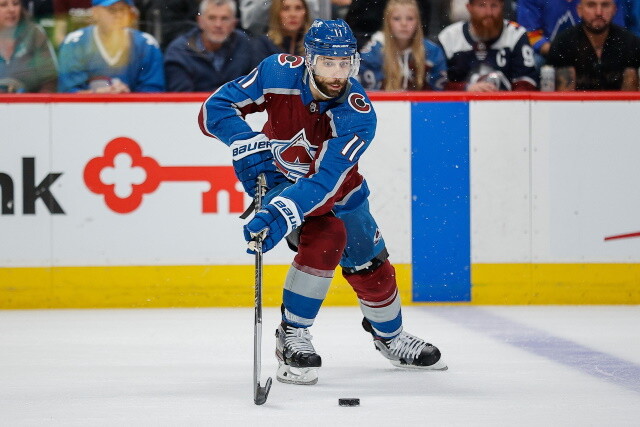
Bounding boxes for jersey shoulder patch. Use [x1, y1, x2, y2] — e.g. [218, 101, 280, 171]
[495, 20, 528, 49]
[62, 28, 87, 45]
[257, 54, 305, 89]
[139, 31, 160, 48]
[276, 54, 305, 68]
[347, 92, 372, 113]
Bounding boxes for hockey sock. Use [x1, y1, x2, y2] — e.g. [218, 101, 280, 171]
[343, 260, 403, 339]
[283, 215, 346, 327]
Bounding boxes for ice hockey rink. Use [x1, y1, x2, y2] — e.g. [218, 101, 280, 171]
[2, 305, 639, 426]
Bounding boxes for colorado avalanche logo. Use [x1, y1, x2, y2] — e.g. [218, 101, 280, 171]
[271, 129, 317, 181]
[278, 54, 304, 68]
[348, 93, 371, 113]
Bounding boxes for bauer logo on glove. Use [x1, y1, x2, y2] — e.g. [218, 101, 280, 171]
[230, 134, 287, 197]
[232, 139, 271, 160]
[244, 196, 303, 253]
[273, 200, 300, 231]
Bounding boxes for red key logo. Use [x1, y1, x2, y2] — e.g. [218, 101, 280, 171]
[84, 137, 244, 214]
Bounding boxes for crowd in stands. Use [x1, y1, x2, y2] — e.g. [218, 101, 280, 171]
[2, 0, 640, 93]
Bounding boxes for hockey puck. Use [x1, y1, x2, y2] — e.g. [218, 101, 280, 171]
[338, 398, 360, 407]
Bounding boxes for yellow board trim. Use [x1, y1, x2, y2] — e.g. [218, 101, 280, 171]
[472, 263, 640, 304]
[0, 264, 412, 309]
[3, 263, 640, 309]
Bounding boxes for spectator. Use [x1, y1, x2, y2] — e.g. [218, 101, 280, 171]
[134, 0, 199, 51]
[163, 0, 254, 92]
[438, 0, 538, 91]
[1, 0, 57, 92]
[53, 0, 92, 49]
[239, 0, 323, 36]
[251, 0, 312, 62]
[548, 0, 640, 90]
[358, 0, 447, 90]
[517, 0, 628, 65]
[57, 0, 164, 93]
[344, 0, 431, 48]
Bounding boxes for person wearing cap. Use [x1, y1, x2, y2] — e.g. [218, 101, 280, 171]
[57, 0, 164, 93]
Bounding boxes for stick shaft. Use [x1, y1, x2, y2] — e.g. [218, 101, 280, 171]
[253, 174, 268, 404]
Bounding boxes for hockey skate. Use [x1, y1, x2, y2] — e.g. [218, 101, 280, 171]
[362, 318, 448, 370]
[275, 321, 322, 385]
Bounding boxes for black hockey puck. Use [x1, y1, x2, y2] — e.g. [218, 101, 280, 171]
[338, 398, 360, 407]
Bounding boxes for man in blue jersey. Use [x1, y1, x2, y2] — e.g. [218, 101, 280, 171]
[199, 19, 447, 386]
[57, 0, 164, 93]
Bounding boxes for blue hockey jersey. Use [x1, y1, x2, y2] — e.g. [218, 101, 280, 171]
[57, 26, 165, 93]
[358, 31, 448, 91]
[198, 54, 377, 217]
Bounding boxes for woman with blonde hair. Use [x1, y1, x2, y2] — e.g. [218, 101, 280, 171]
[251, 0, 312, 62]
[359, 0, 447, 91]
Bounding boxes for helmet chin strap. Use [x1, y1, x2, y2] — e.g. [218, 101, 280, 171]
[308, 72, 333, 100]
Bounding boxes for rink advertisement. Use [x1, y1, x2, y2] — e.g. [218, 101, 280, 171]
[1, 93, 639, 308]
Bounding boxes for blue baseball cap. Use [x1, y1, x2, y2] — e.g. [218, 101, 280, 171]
[92, 0, 133, 6]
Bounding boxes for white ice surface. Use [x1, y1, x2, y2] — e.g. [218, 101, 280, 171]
[1, 306, 640, 426]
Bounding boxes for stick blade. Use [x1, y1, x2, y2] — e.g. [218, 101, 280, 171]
[254, 377, 273, 405]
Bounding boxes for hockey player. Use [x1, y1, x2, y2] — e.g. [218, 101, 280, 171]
[198, 19, 447, 385]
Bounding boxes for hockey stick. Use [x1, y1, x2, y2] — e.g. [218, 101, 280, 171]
[249, 173, 272, 405]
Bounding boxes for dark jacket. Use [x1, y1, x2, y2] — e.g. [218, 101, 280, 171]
[164, 27, 257, 92]
[548, 23, 640, 90]
[251, 33, 305, 64]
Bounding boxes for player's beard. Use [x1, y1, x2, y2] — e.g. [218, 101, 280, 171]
[470, 14, 502, 40]
[314, 76, 347, 98]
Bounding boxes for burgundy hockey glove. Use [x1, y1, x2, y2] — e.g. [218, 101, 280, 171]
[231, 135, 286, 197]
[244, 196, 303, 253]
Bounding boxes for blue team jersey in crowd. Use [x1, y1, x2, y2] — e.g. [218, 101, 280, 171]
[438, 20, 538, 90]
[198, 54, 377, 217]
[517, 0, 627, 53]
[358, 31, 448, 90]
[57, 26, 165, 93]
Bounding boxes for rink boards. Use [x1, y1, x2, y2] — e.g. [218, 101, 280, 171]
[1, 93, 639, 308]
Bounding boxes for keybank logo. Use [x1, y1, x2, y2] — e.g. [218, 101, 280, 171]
[84, 137, 244, 214]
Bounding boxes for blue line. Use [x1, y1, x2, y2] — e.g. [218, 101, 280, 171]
[410, 102, 470, 302]
[428, 306, 640, 393]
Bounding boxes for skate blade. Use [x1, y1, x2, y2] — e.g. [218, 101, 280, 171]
[390, 359, 449, 371]
[276, 363, 318, 385]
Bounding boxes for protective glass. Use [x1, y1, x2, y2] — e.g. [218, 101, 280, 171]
[307, 54, 360, 79]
